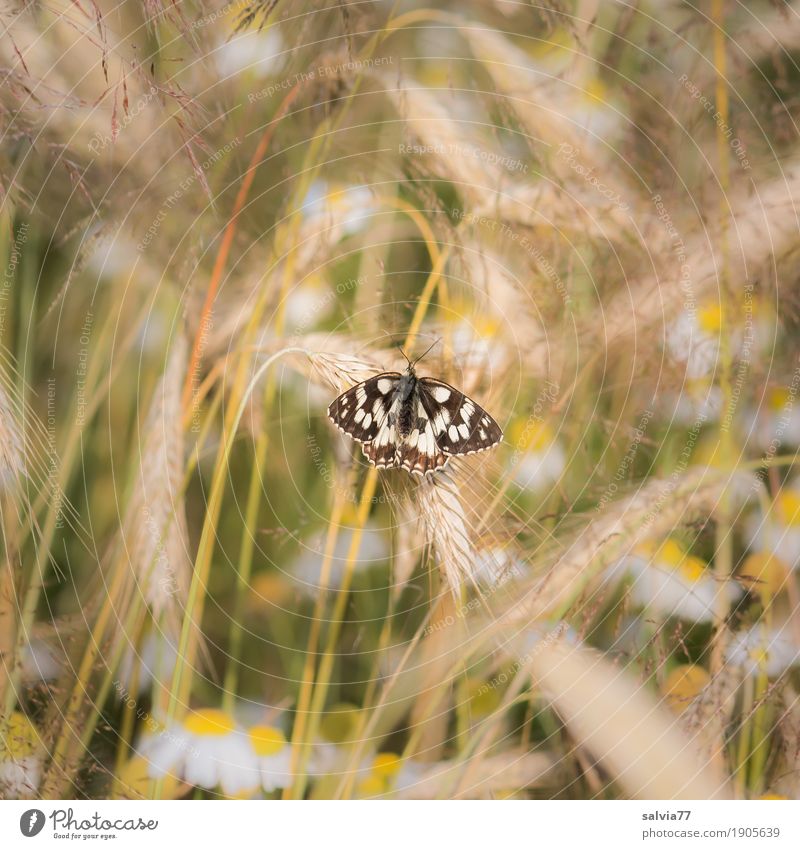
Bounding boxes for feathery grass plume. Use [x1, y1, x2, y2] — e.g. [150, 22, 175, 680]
[121, 333, 190, 633]
[772, 686, 800, 798]
[473, 181, 632, 244]
[525, 638, 733, 799]
[305, 345, 386, 393]
[0, 4, 204, 194]
[380, 74, 502, 193]
[602, 163, 800, 351]
[0, 371, 29, 717]
[418, 465, 477, 593]
[393, 750, 557, 799]
[677, 665, 738, 773]
[500, 467, 760, 626]
[459, 26, 605, 174]
[736, 3, 800, 57]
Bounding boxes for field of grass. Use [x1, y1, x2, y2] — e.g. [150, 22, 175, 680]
[1, 0, 800, 800]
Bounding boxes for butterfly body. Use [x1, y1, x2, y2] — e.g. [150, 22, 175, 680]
[327, 363, 502, 475]
[392, 371, 420, 437]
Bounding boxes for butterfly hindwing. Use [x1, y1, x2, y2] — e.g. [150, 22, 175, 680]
[361, 423, 398, 468]
[418, 377, 503, 456]
[395, 403, 448, 475]
[327, 372, 401, 444]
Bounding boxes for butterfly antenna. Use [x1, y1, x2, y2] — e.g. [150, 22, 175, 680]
[396, 344, 412, 367]
[412, 338, 440, 366]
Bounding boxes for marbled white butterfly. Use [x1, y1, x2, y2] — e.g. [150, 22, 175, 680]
[327, 348, 502, 475]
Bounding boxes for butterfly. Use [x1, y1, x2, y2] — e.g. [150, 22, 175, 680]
[327, 347, 503, 475]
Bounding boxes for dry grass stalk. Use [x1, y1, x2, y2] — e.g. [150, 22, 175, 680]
[380, 73, 503, 192]
[0, 379, 25, 493]
[528, 639, 733, 798]
[460, 26, 583, 149]
[0, 565, 17, 717]
[678, 666, 739, 777]
[0, 377, 25, 715]
[418, 466, 478, 593]
[407, 594, 463, 762]
[305, 346, 385, 393]
[474, 181, 633, 244]
[121, 334, 190, 633]
[394, 750, 557, 799]
[500, 467, 760, 627]
[602, 161, 800, 349]
[772, 686, 800, 798]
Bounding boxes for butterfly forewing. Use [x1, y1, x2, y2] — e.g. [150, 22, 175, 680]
[326, 372, 400, 444]
[418, 377, 503, 456]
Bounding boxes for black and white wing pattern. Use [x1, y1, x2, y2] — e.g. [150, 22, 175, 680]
[417, 378, 503, 457]
[327, 369, 502, 476]
[391, 406, 449, 476]
[326, 372, 401, 444]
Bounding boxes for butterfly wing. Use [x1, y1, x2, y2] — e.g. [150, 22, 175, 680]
[418, 377, 503, 456]
[327, 372, 401, 445]
[394, 404, 449, 475]
[361, 430, 398, 469]
[329, 372, 502, 475]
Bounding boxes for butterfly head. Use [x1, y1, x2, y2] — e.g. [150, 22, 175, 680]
[397, 338, 439, 375]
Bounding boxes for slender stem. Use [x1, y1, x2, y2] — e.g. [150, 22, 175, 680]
[734, 674, 754, 796]
[748, 599, 774, 795]
[181, 82, 309, 410]
[285, 485, 349, 789]
[152, 348, 308, 798]
[220, 420, 269, 711]
[708, 2, 734, 780]
[287, 470, 378, 799]
[42, 555, 130, 794]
